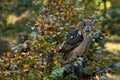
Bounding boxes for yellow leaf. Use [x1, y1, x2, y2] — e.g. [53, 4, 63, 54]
[53, 60, 59, 65]
[23, 64, 29, 68]
[40, 65, 46, 70]
[7, 14, 17, 24]
[18, 56, 22, 59]
[14, 53, 19, 57]
[43, 0, 48, 6]
[6, 52, 13, 57]
[55, 11, 60, 15]
[4, 70, 9, 77]
[58, 0, 62, 5]
[37, 18, 43, 23]
[40, 36, 45, 40]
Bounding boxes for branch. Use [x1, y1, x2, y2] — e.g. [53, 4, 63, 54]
[50, 57, 88, 80]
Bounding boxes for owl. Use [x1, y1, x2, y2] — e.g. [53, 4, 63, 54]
[59, 19, 94, 61]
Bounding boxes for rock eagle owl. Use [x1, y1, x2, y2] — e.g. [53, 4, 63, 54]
[59, 19, 94, 61]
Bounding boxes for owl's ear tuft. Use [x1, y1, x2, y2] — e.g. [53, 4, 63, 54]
[77, 21, 84, 30]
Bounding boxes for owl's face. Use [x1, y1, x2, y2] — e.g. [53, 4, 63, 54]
[78, 19, 93, 33]
[83, 19, 93, 32]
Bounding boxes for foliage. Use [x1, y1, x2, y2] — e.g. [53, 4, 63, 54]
[0, 0, 120, 80]
[0, 53, 42, 79]
[104, 6, 120, 35]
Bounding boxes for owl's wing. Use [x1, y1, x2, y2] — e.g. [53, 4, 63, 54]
[59, 29, 83, 54]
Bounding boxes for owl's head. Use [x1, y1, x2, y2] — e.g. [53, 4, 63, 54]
[78, 19, 94, 33]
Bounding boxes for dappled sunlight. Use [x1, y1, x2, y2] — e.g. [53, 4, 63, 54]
[105, 42, 120, 54]
[104, 72, 120, 80]
[100, 1, 112, 10]
[7, 14, 17, 24]
[104, 35, 120, 79]
[7, 11, 29, 24]
[105, 35, 120, 55]
[96, 73, 120, 80]
[108, 35, 120, 41]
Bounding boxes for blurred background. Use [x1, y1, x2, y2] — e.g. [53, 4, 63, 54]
[0, 0, 120, 79]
